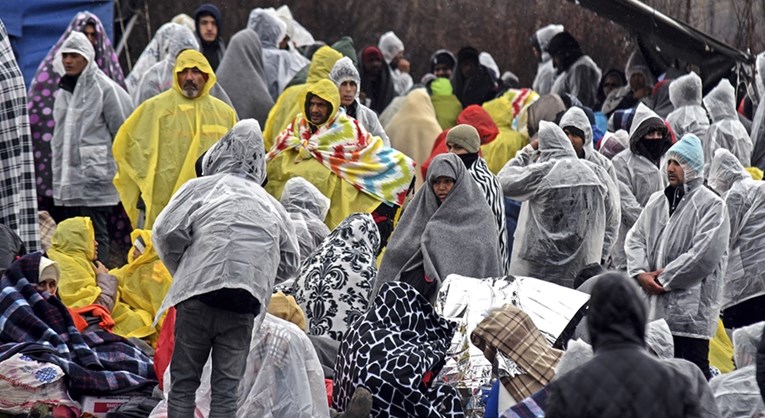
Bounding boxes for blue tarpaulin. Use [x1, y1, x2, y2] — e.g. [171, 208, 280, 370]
[0, 0, 113, 88]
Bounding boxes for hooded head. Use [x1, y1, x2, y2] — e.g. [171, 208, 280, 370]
[166, 25, 200, 64]
[625, 50, 656, 90]
[427, 153, 466, 204]
[708, 148, 750, 195]
[456, 105, 499, 145]
[378, 31, 404, 64]
[50, 217, 96, 261]
[329, 56, 360, 101]
[430, 49, 456, 77]
[628, 103, 672, 162]
[173, 49, 215, 99]
[559, 106, 594, 157]
[194, 4, 222, 43]
[669, 72, 703, 108]
[702, 78, 738, 123]
[547, 31, 583, 72]
[247, 8, 287, 49]
[430, 77, 453, 97]
[537, 120, 577, 162]
[201, 119, 266, 185]
[330, 36, 358, 67]
[307, 46, 343, 84]
[479, 52, 500, 80]
[53, 31, 96, 77]
[732, 321, 765, 368]
[300, 79, 341, 129]
[2, 252, 61, 296]
[280, 177, 330, 221]
[531, 24, 565, 62]
[664, 133, 704, 184]
[587, 272, 647, 351]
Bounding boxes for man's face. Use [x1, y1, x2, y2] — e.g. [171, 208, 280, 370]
[62, 52, 88, 76]
[363, 56, 383, 76]
[198, 15, 218, 43]
[433, 63, 452, 79]
[339, 81, 357, 107]
[667, 159, 685, 187]
[447, 142, 468, 155]
[563, 128, 585, 158]
[432, 176, 456, 203]
[83, 24, 97, 47]
[603, 74, 623, 97]
[308, 95, 331, 125]
[178, 67, 209, 99]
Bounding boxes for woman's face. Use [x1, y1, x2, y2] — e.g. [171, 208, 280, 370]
[432, 176, 456, 203]
[37, 279, 57, 296]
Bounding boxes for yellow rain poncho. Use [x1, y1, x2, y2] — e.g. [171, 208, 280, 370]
[48, 217, 101, 308]
[481, 88, 539, 174]
[109, 229, 173, 342]
[48, 218, 155, 339]
[266, 80, 414, 229]
[113, 49, 237, 230]
[263, 46, 343, 149]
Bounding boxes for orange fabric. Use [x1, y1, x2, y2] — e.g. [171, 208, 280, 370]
[154, 307, 176, 390]
[71, 304, 116, 331]
[68, 308, 88, 332]
[420, 105, 498, 178]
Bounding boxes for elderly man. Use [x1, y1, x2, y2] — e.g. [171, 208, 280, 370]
[329, 57, 389, 146]
[113, 49, 237, 230]
[153, 119, 300, 418]
[51, 32, 133, 262]
[194, 3, 225, 70]
[267, 79, 414, 233]
[498, 121, 619, 288]
[626, 133, 730, 379]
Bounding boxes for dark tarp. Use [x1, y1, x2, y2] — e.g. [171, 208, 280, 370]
[568, 0, 755, 96]
[0, 1, 113, 87]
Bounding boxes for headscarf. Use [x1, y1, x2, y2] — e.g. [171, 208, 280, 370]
[333, 281, 462, 417]
[0, 21, 40, 251]
[373, 153, 502, 298]
[216, 29, 274, 124]
[28, 12, 124, 212]
[268, 79, 414, 207]
[293, 213, 380, 341]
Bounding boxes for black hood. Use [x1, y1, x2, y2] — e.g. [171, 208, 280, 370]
[587, 272, 647, 351]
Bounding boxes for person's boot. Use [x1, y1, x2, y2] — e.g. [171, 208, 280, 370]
[338, 387, 373, 418]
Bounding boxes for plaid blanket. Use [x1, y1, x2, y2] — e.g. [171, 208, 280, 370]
[0, 253, 156, 397]
[0, 21, 40, 251]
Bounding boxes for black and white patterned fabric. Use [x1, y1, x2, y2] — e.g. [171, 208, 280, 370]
[333, 281, 463, 418]
[469, 156, 509, 274]
[293, 213, 379, 342]
[0, 21, 40, 251]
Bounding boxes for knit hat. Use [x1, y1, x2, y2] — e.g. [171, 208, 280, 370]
[361, 46, 383, 62]
[665, 133, 704, 182]
[446, 124, 481, 153]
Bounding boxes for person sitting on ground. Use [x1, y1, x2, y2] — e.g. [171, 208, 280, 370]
[279, 177, 331, 267]
[710, 322, 765, 417]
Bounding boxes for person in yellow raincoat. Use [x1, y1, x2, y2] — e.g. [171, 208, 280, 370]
[112, 49, 237, 230]
[481, 88, 540, 174]
[47, 217, 155, 340]
[262, 45, 343, 149]
[266, 79, 414, 230]
[109, 229, 173, 344]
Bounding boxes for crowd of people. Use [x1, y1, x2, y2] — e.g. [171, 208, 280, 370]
[2, 3, 765, 418]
